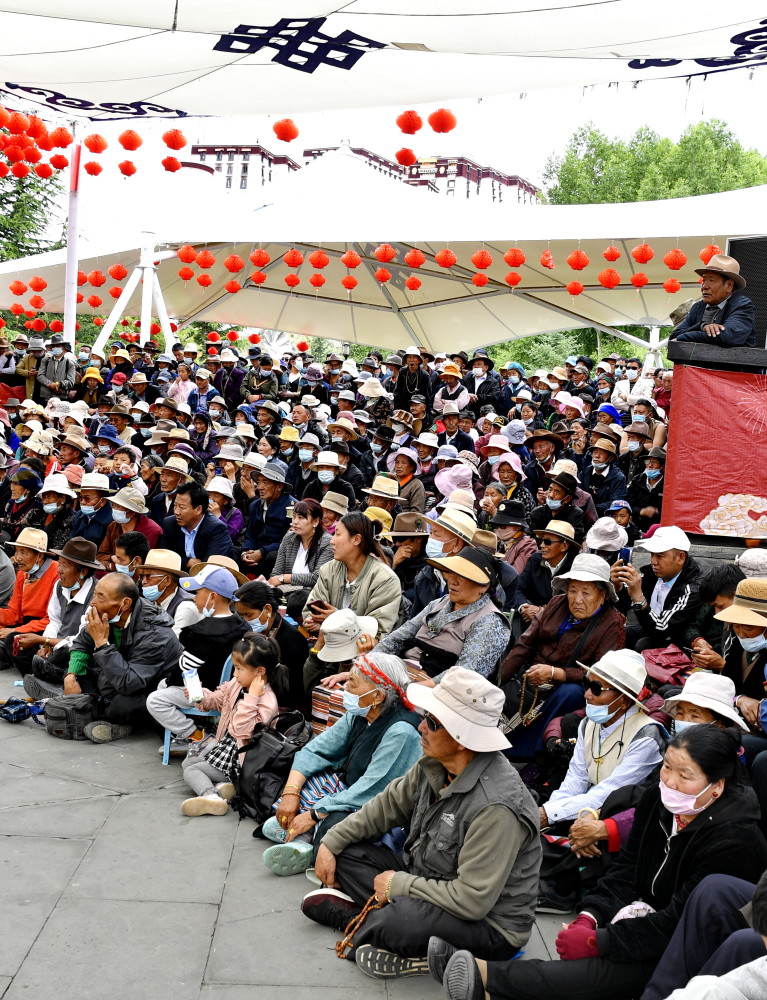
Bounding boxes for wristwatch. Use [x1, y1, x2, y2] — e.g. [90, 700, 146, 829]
[631, 599, 648, 611]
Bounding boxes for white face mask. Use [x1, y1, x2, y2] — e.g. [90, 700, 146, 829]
[472, 367, 484, 378]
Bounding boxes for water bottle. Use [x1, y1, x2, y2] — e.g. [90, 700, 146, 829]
[181, 665, 204, 703]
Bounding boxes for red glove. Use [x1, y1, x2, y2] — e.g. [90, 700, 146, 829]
[556, 921, 600, 961]
[568, 913, 597, 932]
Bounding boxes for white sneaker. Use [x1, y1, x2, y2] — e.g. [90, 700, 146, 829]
[181, 794, 229, 817]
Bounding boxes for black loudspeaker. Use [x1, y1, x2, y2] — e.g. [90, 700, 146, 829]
[728, 237, 767, 349]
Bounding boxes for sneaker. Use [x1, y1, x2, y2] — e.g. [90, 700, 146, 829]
[263, 841, 314, 877]
[305, 867, 322, 886]
[536, 881, 577, 915]
[262, 815, 288, 843]
[84, 721, 133, 744]
[444, 951, 485, 1000]
[215, 782, 236, 802]
[355, 945, 429, 980]
[301, 888, 360, 930]
[158, 736, 194, 757]
[428, 936, 458, 985]
[181, 794, 229, 817]
[22, 675, 62, 701]
[185, 733, 214, 758]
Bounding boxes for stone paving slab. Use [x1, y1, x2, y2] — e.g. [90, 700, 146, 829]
[0, 795, 117, 838]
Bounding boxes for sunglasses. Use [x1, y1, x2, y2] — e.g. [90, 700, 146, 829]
[539, 537, 560, 546]
[582, 679, 618, 697]
[423, 712, 444, 732]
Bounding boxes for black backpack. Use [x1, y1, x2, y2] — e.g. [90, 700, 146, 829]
[231, 710, 312, 835]
[43, 694, 95, 740]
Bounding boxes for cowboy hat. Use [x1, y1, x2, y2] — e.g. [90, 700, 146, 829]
[527, 428, 564, 450]
[553, 552, 619, 603]
[319, 491, 349, 517]
[48, 536, 101, 570]
[381, 511, 431, 539]
[468, 352, 494, 370]
[160, 456, 192, 482]
[361, 474, 399, 500]
[7, 527, 49, 553]
[427, 546, 497, 587]
[387, 409, 414, 430]
[433, 507, 477, 544]
[190, 554, 247, 586]
[407, 666, 509, 752]
[110, 486, 149, 515]
[327, 415, 359, 441]
[106, 404, 135, 424]
[590, 437, 618, 457]
[534, 520, 579, 546]
[694, 253, 746, 289]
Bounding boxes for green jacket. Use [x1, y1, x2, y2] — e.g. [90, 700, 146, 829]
[322, 751, 541, 946]
[304, 555, 402, 639]
[242, 368, 279, 402]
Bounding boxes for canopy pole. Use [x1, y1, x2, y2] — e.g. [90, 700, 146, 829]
[62, 139, 81, 347]
[138, 233, 156, 348]
[91, 267, 143, 356]
[151, 270, 174, 354]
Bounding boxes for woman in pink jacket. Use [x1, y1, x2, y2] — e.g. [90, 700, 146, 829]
[180, 633, 288, 817]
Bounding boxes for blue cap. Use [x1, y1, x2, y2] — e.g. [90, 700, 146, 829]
[565, 355, 579, 366]
[179, 565, 239, 600]
[608, 500, 632, 513]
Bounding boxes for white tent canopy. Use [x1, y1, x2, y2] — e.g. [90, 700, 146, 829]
[1, 149, 764, 355]
[0, 3, 765, 118]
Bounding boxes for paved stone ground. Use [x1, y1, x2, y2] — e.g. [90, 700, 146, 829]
[0, 671, 559, 1000]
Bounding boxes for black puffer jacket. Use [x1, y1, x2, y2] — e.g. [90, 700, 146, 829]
[582, 780, 767, 962]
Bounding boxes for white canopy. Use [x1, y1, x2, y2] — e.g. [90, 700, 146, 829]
[0, 3, 765, 118]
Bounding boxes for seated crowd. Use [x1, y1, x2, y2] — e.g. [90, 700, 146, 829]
[2, 314, 767, 1000]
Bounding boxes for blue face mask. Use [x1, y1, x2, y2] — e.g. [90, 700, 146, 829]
[370, 442, 382, 454]
[112, 509, 130, 524]
[585, 694, 622, 725]
[627, 440, 640, 452]
[108, 612, 122, 624]
[646, 467, 662, 479]
[331, 435, 344, 444]
[142, 583, 162, 602]
[342, 689, 375, 718]
[250, 617, 268, 633]
[598, 387, 610, 396]
[317, 469, 335, 484]
[202, 603, 215, 618]
[739, 633, 767, 653]
[298, 448, 314, 463]
[673, 720, 698, 735]
[140, 428, 152, 438]
[509, 375, 521, 385]
[43, 502, 60, 514]
[80, 504, 96, 516]
[523, 417, 533, 426]
[425, 537, 445, 560]
[52, 347, 63, 357]
[592, 460, 608, 471]
[545, 497, 562, 510]
[78, 352, 89, 361]
[114, 562, 132, 575]
[487, 454, 501, 466]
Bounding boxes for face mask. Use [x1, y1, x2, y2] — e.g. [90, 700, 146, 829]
[627, 370, 639, 381]
[142, 583, 162, 602]
[585, 694, 623, 725]
[63, 577, 83, 597]
[598, 387, 610, 396]
[509, 375, 521, 385]
[294, 361, 304, 372]
[281, 446, 295, 457]
[112, 509, 130, 524]
[250, 617, 269, 634]
[151, 449, 164, 458]
[331, 435, 344, 444]
[26, 560, 41, 576]
[487, 454, 501, 466]
[317, 469, 335, 484]
[138, 427, 152, 438]
[392, 423, 406, 433]
[370, 442, 382, 454]
[472, 367, 484, 378]
[523, 417, 533, 426]
[98, 445, 112, 455]
[627, 440, 640, 452]
[209, 408, 221, 419]
[592, 460, 608, 471]
[342, 689, 375, 718]
[545, 497, 562, 510]
[646, 467, 662, 480]
[78, 352, 89, 361]
[298, 448, 314, 463]
[202, 601, 215, 618]
[80, 504, 96, 516]
[52, 347, 63, 357]
[673, 720, 698, 735]
[43, 502, 60, 514]
[615, 366, 624, 376]
[738, 633, 767, 653]
[114, 562, 132, 575]
[425, 537, 446, 560]
[659, 777, 713, 816]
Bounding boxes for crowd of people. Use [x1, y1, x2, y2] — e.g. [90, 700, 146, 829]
[1, 249, 766, 1000]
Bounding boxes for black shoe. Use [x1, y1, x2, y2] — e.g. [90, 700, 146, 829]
[22, 674, 63, 700]
[354, 944, 429, 980]
[428, 936, 458, 984]
[536, 880, 577, 915]
[444, 951, 485, 1000]
[301, 888, 360, 931]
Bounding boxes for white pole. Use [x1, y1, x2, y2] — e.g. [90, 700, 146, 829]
[151, 271, 174, 354]
[91, 267, 143, 356]
[62, 140, 81, 347]
[138, 233, 156, 348]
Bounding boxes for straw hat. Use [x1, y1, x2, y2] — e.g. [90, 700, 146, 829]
[160, 456, 192, 482]
[715, 578, 767, 628]
[407, 666, 509, 752]
[110, 486, 149, 515]
[534, 519, 579, 546]
[433, 507, 478, 544]
[6, 527, 49, 553]
[663, 672, 747, 731]
[76, 472, 113, 494]
[138, 549, 185, 578]
[319, 491, 349, 517]
[590, 437, 618, 457]
[190, 554, 247, 586]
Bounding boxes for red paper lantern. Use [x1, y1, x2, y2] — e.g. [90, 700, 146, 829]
[26, 116, 45, 140]
[699, 243, 721, 264]
[505, 272, 522, 287]
[308, 250, 330, 269]
[471, 249, 493, 270]
[8, 280, 27, 295]
[405, 275, 422, 291]
[631, 243, 654, 264]
[663, 248, 687, 270]
[566, 281, 584, 296]
[249, 249, 270, 267]
[0, 318, 5, 330]
[23, 321, 32, 329]
[196, 250, 216, 268]
[341, 250, 361, 268]
[296, 339, 309, 352]
[663, 278, 682, 293]
[88, 270, 106, 287]
[285, 274, 301, 288]
[283, 249, 304, 268]
[118, 130, 142, 151]
[375, 268, 392, 283]
[49, 126, 73, 148]
[631, 272, 649, 288]
[118, 161, 136, 177]
[598, 268, 621, 289]
[76, 271, 87, 286]
[3, 145, 23, 163]
[30, 275, 46, 292]
[435, 248, 457, 268]
[207, 332, 221, 342]
[7, 112, 30, 134]
[93, 317, 104, 327]
[162, 129, 187, 150]
[341, 275, 358, 291]
[273, 119, 299, 142]
[87, 295, 102, 308]
[250, 271, 267, 285]
[34, 163, 53, 179]
[248, 333, 261, 344]
[226, 330, 239, 342]
[504, 248, 526, 267]
[84, 161, 102, 176]
[396, 110, 422, 135]
[472, 273, 488, 287]
[178, 267, 194, 281]
[225, 280, 241, 294]
[310, 273, 326, 288]
[50, 155, 68, 170]
[109, 286, 122, 298]
[374, 244, 397, 263]
[120, 319, 130, 326]
[0, 107, 8, 129]
[11, 163, 29, 179]
[602, 246, 621, 261]
[395, 148, 417, 166]
[29, 295, 45, 309]
[404, 248, 426, 268]
[162, 156, 181, 173]
[49, 319, 64, 333]
[177, 245, 197, 264]
[76, 293, 83, 304]
[31, 318, 46, 332]
[24, 309, 36, 317]
[23, 147, 42, 163]
[10, 303, 24, 315]
[207, 346, 218, 355]
[224, 254, 244, 273]
[540, 249, 555, 269]
[197, 274, 212, 287]
[84, 134, 108, 154]
[566, 250, 589, 270]
[107, 263, 127, 281]
[428, 108, 457, 133]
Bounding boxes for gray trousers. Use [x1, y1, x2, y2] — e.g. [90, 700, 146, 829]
[181, 747, 229, 797]
[145, 683, 197, 739]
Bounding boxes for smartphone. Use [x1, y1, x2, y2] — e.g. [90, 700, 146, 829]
[308, 600, 328, 613]
[682, 647, 695, 657]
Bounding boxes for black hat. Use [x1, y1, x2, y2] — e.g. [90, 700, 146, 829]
[450, 351, 469, 365]
[490, 499, 528, 528]
[258, 355, 273, 366]
[410, 394, 427, 405]
[469, 352, 494, 370]
[372, 425, 395, 443]
[329, 441, 350, 456]
[548, 472, 578, 496]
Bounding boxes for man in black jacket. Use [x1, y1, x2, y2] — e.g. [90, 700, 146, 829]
[580, 438, 627, 517]
[462, 352, 500, 418]
[161, 481, 234, 572]
[528, 472, 586, 542]
[613, 525, 702, 651]
[437, 402, 474, 452]
[392, 346, 432, 411]
[670, 254, 756, 348]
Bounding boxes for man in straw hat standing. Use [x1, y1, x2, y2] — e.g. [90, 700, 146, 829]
[670, 254, 756, 347]
[301, 666, 541, 980]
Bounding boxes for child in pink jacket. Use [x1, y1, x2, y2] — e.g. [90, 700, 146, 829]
[180, 633, 288, 817]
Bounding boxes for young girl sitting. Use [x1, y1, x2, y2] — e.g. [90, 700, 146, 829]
[180, 633, 288, 817]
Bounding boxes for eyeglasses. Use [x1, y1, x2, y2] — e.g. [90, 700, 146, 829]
[423, 712, 444, 732]
[539, 537, 559, 546]
[626, 367, 640, 372]
[582, 679, 618, 697]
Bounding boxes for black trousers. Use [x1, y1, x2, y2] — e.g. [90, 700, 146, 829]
[485, 955, 656, 1000]
[624, 624, 669, 653]
[334, 842, 515, 960]
[0, 634, 37, 675]
[640, 874, 764, 1000]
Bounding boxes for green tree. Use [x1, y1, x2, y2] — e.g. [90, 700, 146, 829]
[0, 172, 65, 261]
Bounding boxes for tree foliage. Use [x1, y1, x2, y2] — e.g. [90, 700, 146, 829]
[0, 172, 65, 262]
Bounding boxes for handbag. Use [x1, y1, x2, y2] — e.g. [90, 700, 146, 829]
[642, 644, 693, 686]
[0, 698, 45, 725]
